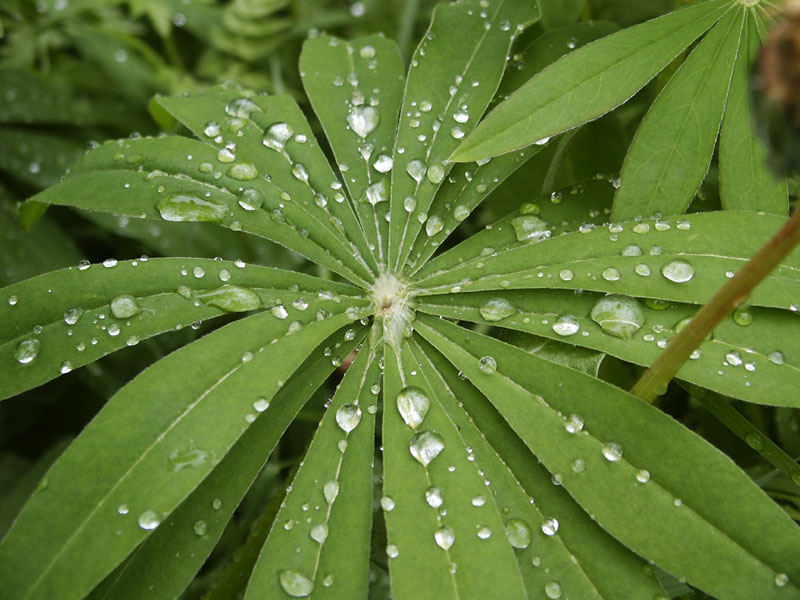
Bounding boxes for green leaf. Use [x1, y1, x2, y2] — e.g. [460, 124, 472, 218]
[415, 315, 800, 600]
[539, 0, 586, 30]
[408, 336, 663, 599]
[719, 12, 788, 215]
[416, 288, 800, 407]
[0, 257, 361, 401]
[414, 211, 800, 312]
[244, 340, 380, 599]
[300, 33, 405, 269]
[87, 326, 367, 600]
[382, 339, 527, 599]
[611, 8, 744, 221]
[403, 21, 620, 276]
[450, 0, 731, 162]
[387, 0, 539, 272]
[0, 303, 365, 600]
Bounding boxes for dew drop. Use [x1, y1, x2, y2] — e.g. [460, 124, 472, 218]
[137, 509, 161, 530]
[732, 308, 753, 327]
[373, 154, 393, 172]
[425, 215, 444, 237]
[564, 414, 584, 434]
[427, 164, 445, 184]
[602, 442, 624, 462]
[472, 494, 487, 507]
[545, 581, 563, 599]
[602, 267, 620, 281]
[505, 518, 532, 549]
[636, 469, 650, 483]
[479, 297, 516, 321]
[156, 193, 226, 223]
[590, 295, 645, 340]
[336, 404, 361, 433]
[323, 480, 339, 504]
[292, 163, 309, 182]
[14, 338, 41, 364]
[425, 486, 444, 508]
[227, 162, 258, 181]
[479, 355, 497, 374]
[254, 397, 270, 412]
[434, 526, 455, 550]
[381, 496, 395, 511]
[347, 106, 379, 138]
[386, 544, 400, 558]
[559, 269, 574, 282]
[197, 285, 261, 312]
[511, 215, 551, 243]
[110, 295, 140, 319]
[775, 573, 789, 587]
[396, 386, 430, 429]
[406, 159, 427, 182]
[193, 520, 207, 536]
[661, 260, 694, 283]
[64, 307, 84, 325]
[310, 523, 329, 544]
[477, 526, 492, 539]
[263, 123, 294, 151]
[541, 517, 559, 536]
[365, 180, 388, 205]
[409, 430, 445, 466]
[552, 316, 580, 337]
[279, 569, 314, 597]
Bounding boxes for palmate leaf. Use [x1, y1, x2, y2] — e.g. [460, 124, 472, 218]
[4, 1, 800, 599]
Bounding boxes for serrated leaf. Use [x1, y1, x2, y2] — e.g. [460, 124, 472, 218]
[0, 257, 361, 400]
[300, 33, 405, 269]
[416, 288, 800, 407]
[450, 0, 731, 162]
[415, 314, 800, 600]
[0, 303, 365, 600]
[407, 336, 663, 599]
[87, 326, 367, 600]
[245, 341, 380, 599]
[414, 211, 800, 312]
[381, 341, 527, 600]
[719, 12, 787, 215]
[387, 0, 539, 272]
[611, 8, 744, 221]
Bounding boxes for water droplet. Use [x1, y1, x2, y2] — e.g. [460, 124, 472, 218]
[602, 267, 620, 281]
[477, 526, 492, 539]
[425, 215, 444, 237]
[732, 308, 753, 326]
[226, 97, 261, 119]
[472, 494, 487, 507]
[60, 361, 73, 374]
[768, 351, 785, 365]
[64, 307, 84, 325]
[263, 123, 294, 151]
[425, 486, 444, 508]
[511, 215, 551, 242]
[365, 180, 388, 205]
[386, 544, 399, 558]
[479, 356, 497, 374]
[193, 520, 207, 536]
[661, 260, 694, 283]
[310, 523, 328, 543]
[590, 295, 645, 340]
[553, 316, 580, 337]
[544, 581, 562, 599]
[336, 404, 361, 433]
[212, 498, 222, 510]
[505, 518, 532, 548]
[197, 285, 261, 312]
[427, 164, 445, 184]
[775, 573, 789, 587]
[217, 148, 235, 163]
[453, 205, 470, 221]
[292, 163, 309, 182]
[117, 504, 129, 515]
[227, 162, 258, 181]
[726, 351, 743, 366]
[14, 338, 41, 364]
[406, 159, 427, 182]
[157, 193, 226, 223]
[571, 458, 586, 473]
[602, 442, 624, 462]
[479, 297, 516, 321]
[138, 509, 161, 530]
[110, 295, 140, 319]
[634, 264, 651, 277]
[347, 106, 379, 138]
[167, 445, 211, 472]
[636, 469, 650, 483]
[746, 433, 764, 451]
[409, 430, 445, 466]
[279, 569, 314, 597]
[434, 526, 455, 550]
[381, 496, 395, 511]
[254, 397, 270, 412]
[373, 154, 393, 172]
[203, 121, 221, 137]
[403, 196, 416, 212]
[541, 517, 559, 536]
[322, 573, 334, 587]
[271, 305, 289, 319]
[565, 414, 584, 434]
[323, 480, 339, 504]
[559, 269, 574, 282]
[396, 386, 430, 429]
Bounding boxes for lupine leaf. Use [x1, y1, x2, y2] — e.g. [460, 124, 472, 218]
[0, 304, 365, 600]
[245, 340, 380, 599]
[611, 8, 744, 221]
[0, 257, 361, 401]
[415, 315, 800, 600]
[450, 0, 731, 162]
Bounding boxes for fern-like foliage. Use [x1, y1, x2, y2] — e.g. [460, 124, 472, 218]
[1, 1, 799, 599]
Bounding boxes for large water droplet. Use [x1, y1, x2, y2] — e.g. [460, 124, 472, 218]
[425, 215, 444, 237]
[239, 188, 264, 211]
[396, 386, 430, 429]
[661, 260, 694, 283]
[373, 154, 393, 172]
[157, 193, 226, 223]
[197, 285, 261, 312]
[227, 162, 258, 181]
[427, 164, 445, 184]
[15, 338, 41, 364]
[110, 295, 140, 319]
[505, 518, 532, 548]
[292, 163, 309, 182]
[564, 414, 584, 434]
[478, 356, 497, 374]
[552, 316, 580, 337]
[434, 526, 455, 550]
[409, 430, 445, 466]
[590, 295, 645, 340]
[336, 404, 362, 433]
[347, 106, 379, 138]
[511, 215, 551, 243]
[310, 523, 328, 543]
[425, 486, 444, 508]
[279, 569, 314, 597]
[479, 297, 516, 321]
[365, 180, 388, 205]
[545, 581, 563, 599]
[323, 480, 339, 504]
[406, 159, 427, 182]
[601, 442, 624, 462]
[263, 123, 294, 151]
[64, 307, 84, 325]
[138, 509, 161, 530]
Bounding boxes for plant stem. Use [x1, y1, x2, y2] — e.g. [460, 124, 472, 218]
[630, 206, 800, 403]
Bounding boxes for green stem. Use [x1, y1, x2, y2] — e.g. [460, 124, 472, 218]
[630, 206, 800, 403]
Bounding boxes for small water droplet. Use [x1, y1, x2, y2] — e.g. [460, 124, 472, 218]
[386, 544, 399, 558]
[323, 480, 339, 504]
[590, 295, 645, 340]
[775, 573, 789, 587]
[636, 469, 650, 483]
[745, 433, 764, 451]
[425, 486, 444, 508]
[427, 164, 445, 184]
[565, 414, 584, 434]
[193, 520, 207, 536]
[336, 404, 362, 433]
[559, 269, 574, 282]
[602, 267, 620, 281]
[254, 397, 270, 412]
[572, 458, 586, 473]
[544, 581, 562, 599]
[732, 308, 753, 327]
[661, 260, 694, 283]
[434, 526, 455, 550]
[768, 351, 785, 365]
[292, 163, 309, 182]
[541, 517, 559, 536]
[602, 442, 624, 462]
[310, 523, 328, 543]
[425, 215, 444, 237]
[198, 285, 261, 312]
[117, 504, 129, 515]
[409, 430, 445, 466]
[227, 162, 258, 181]
[279, 569, 314, 597]
[472, 494, 486, 507]
[477, 526, 492, 539]
[263, 123, 294, 151]
[396, 386, 430, 429]
[479, 356, 497, 374]
[14, 338, 41, 364]
[381, 496, 395, 511]
[373, 154, 393, 172]
[110, 295, 140, 319]
[406, 159, 427, 182]
[479, 297, 516, 321]
[138, 509, 161, 530]
[505, 518, 532, 548]
[365, 180, 388, 205]
[552, 316, 580, 337]
[64, 307, 84, 325]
